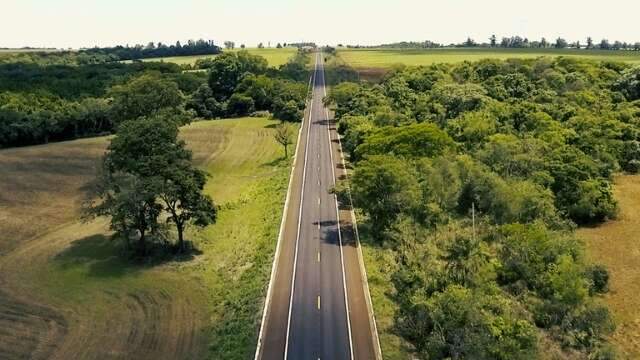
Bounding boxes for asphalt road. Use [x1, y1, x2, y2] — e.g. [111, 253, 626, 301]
[256, 52, 379, 360]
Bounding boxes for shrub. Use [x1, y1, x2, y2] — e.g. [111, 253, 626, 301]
[226, 93, 255, 116]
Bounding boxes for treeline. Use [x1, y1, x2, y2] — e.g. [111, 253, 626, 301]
[347, 35, 640, 50]
[0, 50, 311, 148]
[0, 60, 198, 147]
[0, 50, 114, 66]
[0, 40, 222, 65]
[82, 39, 221, 61]
[188, 50, 310, 121]
[327, 58, 640, 358]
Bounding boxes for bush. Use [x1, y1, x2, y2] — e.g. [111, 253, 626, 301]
[355, 122, 455, 160]
[586, 265, 610, 294]
[568, 180, 617, 224]
[614, 65, 640, 100]
[226, 93, 255, 116]
[272, 99, 302, 121]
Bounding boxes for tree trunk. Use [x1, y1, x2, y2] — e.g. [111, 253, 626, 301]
[138, 228, 146, 255]
[284, 144, 288, 158]
[177, 222, 185, 253]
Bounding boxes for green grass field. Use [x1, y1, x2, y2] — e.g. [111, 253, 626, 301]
[337, 48, 640, 69]
[0, 117, 297, 359]
[139, 47, 298, 67]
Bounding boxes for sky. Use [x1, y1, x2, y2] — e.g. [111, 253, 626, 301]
[2, 0, 640, 49]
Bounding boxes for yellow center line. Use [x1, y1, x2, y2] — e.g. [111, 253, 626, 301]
[317, 251, 321, 262]
[317, 295, 321, 310]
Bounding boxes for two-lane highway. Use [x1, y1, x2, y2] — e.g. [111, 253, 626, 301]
[256, 52, 378, 360]
[285, 51, 352, 360]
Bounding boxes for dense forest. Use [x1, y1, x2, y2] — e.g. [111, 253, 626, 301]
[0, 50, 310, 148]
[327, 58, 640, 358]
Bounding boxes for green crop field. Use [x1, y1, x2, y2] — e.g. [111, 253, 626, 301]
[0, 117, 297, 359]
[337, 48, 640, 69]
[139, 47, 298, 67]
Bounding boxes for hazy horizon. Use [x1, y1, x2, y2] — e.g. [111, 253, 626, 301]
[2, 0, 640, 49]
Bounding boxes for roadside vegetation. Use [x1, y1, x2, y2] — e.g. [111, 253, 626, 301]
[327, 57, 640, 359]
[188, 50, 309, 121]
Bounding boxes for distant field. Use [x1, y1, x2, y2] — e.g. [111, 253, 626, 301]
[337, 48, 640, 69]
[579, 174, 640, 359]
[0, 117, 296, 359]
[139, 47, 298, 67]
[0, 48, 59, 54]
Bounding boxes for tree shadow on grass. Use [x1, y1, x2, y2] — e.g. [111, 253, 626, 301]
[53, 234, 202, 278]
[53, 234, 139, 278]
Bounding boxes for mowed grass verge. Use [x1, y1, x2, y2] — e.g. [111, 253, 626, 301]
[337, 48, 640, 69]
[139, 47, 298, 67]
[578, 174, 640, 359]
[0, 117, 297, 359]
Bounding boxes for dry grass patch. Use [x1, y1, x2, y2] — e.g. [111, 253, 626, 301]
[578, 174, 640, 359]
[0, 137, 108, 255]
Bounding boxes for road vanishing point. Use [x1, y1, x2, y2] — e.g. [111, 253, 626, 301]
[255, 52, 381, 360]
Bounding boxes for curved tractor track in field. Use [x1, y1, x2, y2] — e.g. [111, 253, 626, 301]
[0, 289, 68, 360]
[0, 220, 208, 360]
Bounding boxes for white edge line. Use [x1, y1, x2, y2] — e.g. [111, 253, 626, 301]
[321, 53, 355, 360]
[323, 54, 384, 360]
[253, 57, 316, 360]
[283, 52, 318, 360]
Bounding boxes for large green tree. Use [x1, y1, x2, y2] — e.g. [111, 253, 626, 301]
[85, 114, 216, 254]
[350, 155, 419, 240]
[109, 74, 185, 123]
[207, 51, 268, 101]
